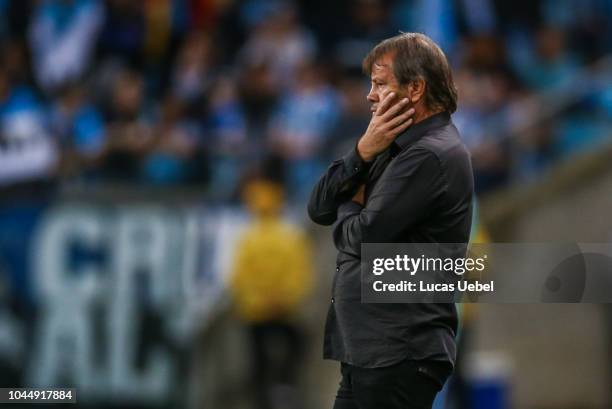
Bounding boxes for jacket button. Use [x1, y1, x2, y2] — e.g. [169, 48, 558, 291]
[336, 266, 339, 272]
[353, 167, 359, 172]
[331, 297, 335, 303]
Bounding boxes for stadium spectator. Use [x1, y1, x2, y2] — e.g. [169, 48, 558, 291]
[238, 1, 317, 89]
[517, 26, 580, 91]
[170, 30, 215, 108]
[326, 70, 372, 159]
[205, 77, 248, 198]
[97, 0, 145, 67]
[333, 0, 395, 71]
[0, 65, 57, 187]
[50, 83, 106, 180]
[268, 62, 341, 200]
[99, 68, 153, 181]
[142, 94, 203, 185]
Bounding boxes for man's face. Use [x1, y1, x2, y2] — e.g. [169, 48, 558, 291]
[367, 53, 407, 113]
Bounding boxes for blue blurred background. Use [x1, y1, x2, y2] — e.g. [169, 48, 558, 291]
[0, 0, 611, 408]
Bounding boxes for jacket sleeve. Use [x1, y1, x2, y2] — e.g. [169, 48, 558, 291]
[307, 145, 372, 226]
[332, 148, 445, 257]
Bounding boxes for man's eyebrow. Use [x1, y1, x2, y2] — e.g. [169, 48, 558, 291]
[371, 63, 389, 81]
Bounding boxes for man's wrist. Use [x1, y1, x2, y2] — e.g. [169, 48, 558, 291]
[342, 143, 371, 177]
[356, 139, 375, 162]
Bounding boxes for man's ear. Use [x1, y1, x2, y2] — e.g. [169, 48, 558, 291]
[407, 78, 426, 104]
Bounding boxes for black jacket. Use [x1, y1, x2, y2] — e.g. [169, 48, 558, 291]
[308, 111, 474, 368]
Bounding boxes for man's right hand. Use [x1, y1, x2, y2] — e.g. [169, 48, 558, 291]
[357, 91, 415, 162]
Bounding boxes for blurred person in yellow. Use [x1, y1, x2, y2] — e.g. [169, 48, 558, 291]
[230, 176, 314, 409]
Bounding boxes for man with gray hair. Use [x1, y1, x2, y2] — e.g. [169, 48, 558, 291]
[308, 33, 474, 408]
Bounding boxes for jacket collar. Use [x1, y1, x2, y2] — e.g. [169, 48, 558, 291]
[395, 111, 451, 151]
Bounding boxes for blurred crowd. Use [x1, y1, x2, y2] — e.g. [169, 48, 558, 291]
[1, 0, 611, 202]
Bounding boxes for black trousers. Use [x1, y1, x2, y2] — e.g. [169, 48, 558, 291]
[248, 321, 304, 409]
[332, 359, 452, 409]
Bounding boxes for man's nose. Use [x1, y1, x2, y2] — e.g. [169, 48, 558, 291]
[366, 86, 377, 103]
